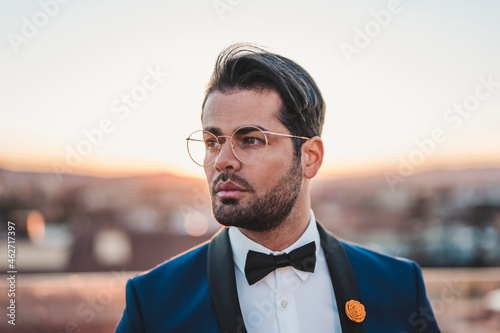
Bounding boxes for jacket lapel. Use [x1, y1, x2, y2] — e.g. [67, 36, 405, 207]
[207, 228, 247, 333]
[208, 224, 361, 333]
[318, 222, 362, 333]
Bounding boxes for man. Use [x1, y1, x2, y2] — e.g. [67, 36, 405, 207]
[115, 44, 440, 333]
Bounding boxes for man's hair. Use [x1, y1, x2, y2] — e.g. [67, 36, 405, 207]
[202, 43, 326, 156]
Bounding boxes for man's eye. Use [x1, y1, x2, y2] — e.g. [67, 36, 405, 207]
[242, 137, 264, 146]
[206, 140, 218, 149]
[245, 137, 257, 145]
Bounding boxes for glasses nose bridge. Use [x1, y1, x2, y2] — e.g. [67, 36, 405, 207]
[215, 134, 236, 159]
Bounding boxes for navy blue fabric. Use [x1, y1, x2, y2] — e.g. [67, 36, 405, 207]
[343, 241, 440, 332]
[115, 244, 221, 333]
[115, 233, 440, 333]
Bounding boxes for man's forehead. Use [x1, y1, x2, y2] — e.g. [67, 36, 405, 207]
[201, 89, 283, 132]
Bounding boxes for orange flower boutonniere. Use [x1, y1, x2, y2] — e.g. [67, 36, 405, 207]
[345, 300, 366, 323]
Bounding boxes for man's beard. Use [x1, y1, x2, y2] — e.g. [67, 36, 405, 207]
[210, 158, 303, 232]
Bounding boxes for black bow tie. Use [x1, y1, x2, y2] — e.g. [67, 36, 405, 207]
[244, 241, 317, 285]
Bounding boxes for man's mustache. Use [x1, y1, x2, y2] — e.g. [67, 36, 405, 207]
[211, 172, 255, 196]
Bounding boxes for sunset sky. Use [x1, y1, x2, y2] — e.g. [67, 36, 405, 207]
[1, 0, 499, 180]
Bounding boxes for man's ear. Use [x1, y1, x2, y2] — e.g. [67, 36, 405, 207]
[302, 136, 324, 179]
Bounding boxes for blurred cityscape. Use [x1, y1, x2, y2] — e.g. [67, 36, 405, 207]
[0, 167, 499, 332]
[1, 167, 499, 273]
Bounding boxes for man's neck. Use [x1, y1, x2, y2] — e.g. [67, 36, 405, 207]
[238, 202, 311, 252]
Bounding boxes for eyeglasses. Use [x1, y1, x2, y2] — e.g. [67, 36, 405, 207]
[186, 125, 310, 167]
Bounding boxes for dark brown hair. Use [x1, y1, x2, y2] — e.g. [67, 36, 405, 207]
[202, 43, 326, 156]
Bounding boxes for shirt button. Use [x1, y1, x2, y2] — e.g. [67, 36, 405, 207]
[281, 299, 288, 308]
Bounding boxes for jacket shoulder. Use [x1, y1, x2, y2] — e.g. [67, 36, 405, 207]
[340, 239, 420, 298]
[341, 240, 416, 272]
[340, 240, 438, 329]
[119, 242, 222, 332]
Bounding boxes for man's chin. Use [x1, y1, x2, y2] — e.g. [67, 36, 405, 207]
[220, 198, 239, 205]
[212, 202, 244, 227]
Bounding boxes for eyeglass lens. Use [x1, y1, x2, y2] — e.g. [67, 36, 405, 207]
[187, 126, 268, 166]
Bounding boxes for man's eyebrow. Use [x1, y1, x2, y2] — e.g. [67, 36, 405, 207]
[203, 126, 222, 135]
[249, 125, 269, 132]
[203, 125, 270, 135]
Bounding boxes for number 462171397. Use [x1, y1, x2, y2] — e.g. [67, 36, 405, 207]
[7, 221, 16, 269]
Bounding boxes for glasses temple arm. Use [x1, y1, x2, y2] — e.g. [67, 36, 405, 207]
[262, 131, 311, 140]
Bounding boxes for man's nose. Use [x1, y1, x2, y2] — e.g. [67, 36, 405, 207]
[214, 140, 242, 172]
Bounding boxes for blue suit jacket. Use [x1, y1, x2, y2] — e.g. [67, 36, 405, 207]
[116, 223, 440, 332]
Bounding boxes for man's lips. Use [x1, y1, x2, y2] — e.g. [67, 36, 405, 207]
[214, 181, 248, 199]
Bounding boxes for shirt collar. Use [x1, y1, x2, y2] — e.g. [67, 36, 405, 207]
[228, 210, 320, 283]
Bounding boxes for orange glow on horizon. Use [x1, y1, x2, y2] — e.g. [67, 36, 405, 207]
[0, 155, 205, 180]
[1, 150, 499, 180]
[318, 150, 500, 179]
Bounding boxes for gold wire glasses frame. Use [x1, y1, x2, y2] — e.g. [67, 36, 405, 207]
[186, 125, 310, 167]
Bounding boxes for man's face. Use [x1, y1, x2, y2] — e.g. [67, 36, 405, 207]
[202, 89, 304, 232]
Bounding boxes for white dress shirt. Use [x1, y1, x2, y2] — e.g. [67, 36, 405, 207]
[228, 210, 342, 333]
